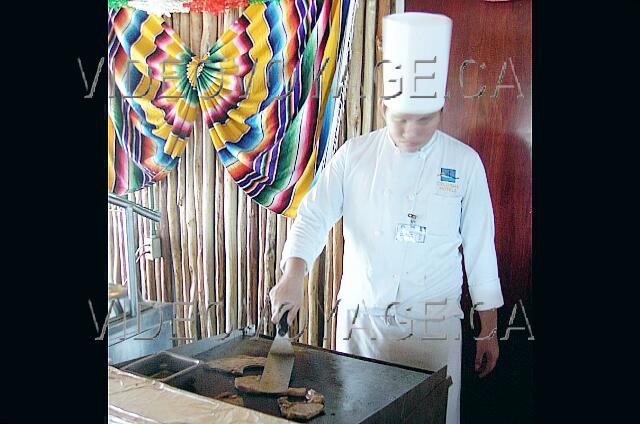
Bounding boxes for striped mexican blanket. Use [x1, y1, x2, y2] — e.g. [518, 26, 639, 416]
[108, 0, 356, 217]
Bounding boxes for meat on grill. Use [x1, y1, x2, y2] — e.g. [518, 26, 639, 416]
[234, 375, 307, 396]
[277, 393, 325, 421]
[205, 355, 267, 376]
[213, 391, 244, 407]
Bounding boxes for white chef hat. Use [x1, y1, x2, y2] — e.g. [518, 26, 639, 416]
[382, 12, 453, 114]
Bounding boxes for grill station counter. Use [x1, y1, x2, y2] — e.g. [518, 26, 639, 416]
[112, 328, 451, 423]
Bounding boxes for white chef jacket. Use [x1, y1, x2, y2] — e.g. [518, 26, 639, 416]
[280, 127, 503, 319]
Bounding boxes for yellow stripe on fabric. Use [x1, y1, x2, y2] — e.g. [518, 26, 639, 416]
[205, 4, 272, 151]
[165, 133, 187, 158]
[319, 0, 341, 107]
[135, 78, 168, 128]
[284, 139, 318, 218]
[284, 0, 344, 218]
[130, 14, 198, 149]
[130, 16, 165, 75]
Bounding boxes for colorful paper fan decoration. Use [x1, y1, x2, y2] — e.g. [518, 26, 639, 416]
[126, 1, 189, 16]
[108, 0, 357, 217]
[184, 1, 260, 15]
[108, 1, 276, 15]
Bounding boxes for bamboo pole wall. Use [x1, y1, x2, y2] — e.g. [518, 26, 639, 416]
[106, 0, 395, 347]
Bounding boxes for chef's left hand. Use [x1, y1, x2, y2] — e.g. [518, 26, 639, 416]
[475, 335, 499, 378]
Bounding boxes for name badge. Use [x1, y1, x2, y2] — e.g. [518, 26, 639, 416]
[395, 223, 426, 243]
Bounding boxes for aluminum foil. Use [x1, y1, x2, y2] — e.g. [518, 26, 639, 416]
[108, 366, 292, 424]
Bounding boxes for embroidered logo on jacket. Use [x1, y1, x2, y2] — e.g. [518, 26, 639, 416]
[439, 168, 459, 183]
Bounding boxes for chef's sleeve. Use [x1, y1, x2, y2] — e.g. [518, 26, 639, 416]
[279, 141, 349, 275]
[460, 154, 504, 311]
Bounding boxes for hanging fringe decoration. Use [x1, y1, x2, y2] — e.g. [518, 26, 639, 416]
[108, 0, 129, 9]
[184, 1, 248, 15]
[126, 0, 189, 16]
[111, 0, 276, 16]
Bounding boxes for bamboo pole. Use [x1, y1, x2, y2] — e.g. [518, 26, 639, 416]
[181, 12, 199, 341]
[238, 190, 248, 329]
[142, 188, 157, 302]
[167, 169, 186, 341]
[172, 14, 180, 37]
[361, 0, 377, 134]
[132, 191, 147, 301]
[301, 272, 309, 344]
[223, 170, 238, 333]
[131, 192, 141, 295]
[201, 11, 218, 338]
[276, 215, 287, 283]
[214, 154, 226, 335]
[147, 189, 158, 301]
[307, 255, 320, 346]
[264, 210, 277, 335]
[195, 136, 205, 336]
[178, 158, 193, 340]
[217, 9, 223, 36]
[141, 190, 151, 301]
[185, 131, 200, 341]
[159, 180, 173, 303]
[347, 0, 366, 140]
[189, 11, 205, 339]
[202, 126, 217, 337]
[152, 185, 162, 302]
[374, 0, 392, 131]
[323, 229, 334, 349]
[247, 197, 259, 328]
[258, 206, 266, 334]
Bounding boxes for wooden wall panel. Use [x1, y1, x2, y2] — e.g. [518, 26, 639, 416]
[407, 0, 532, 312]
[106, 1, 394, 345]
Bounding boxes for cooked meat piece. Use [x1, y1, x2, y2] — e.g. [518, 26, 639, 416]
[305, 389, 325, 404]
[287, 387, 308, 397]
[287, 387, 310, 397]
[234, 375, 264, 393]
[277, 396, 325, 421]
[205, 355, 267, 376]
[213, 391, 244, 407]
[234, 375, 307, 396]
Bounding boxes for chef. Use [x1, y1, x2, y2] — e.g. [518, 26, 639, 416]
[269, 12, 503, 424]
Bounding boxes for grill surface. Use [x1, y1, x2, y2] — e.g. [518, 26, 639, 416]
[152, 330, 448, 423]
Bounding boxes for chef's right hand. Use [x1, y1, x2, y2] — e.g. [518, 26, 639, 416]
[269, 257, 306, 326]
